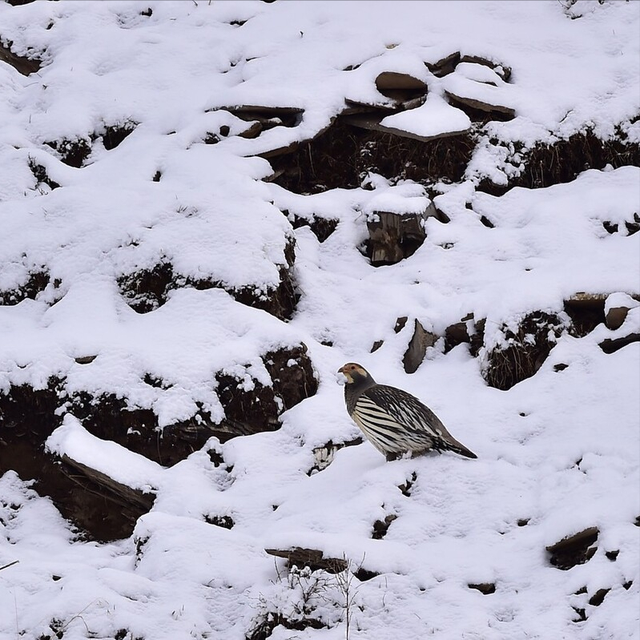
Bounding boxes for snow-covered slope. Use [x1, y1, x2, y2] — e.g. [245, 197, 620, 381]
[1, 2, 639, 639]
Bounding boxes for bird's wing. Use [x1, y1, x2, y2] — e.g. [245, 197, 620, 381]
[360, 384, 448, 439]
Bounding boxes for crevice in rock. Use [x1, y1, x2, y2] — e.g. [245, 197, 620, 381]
[354, 567, 380, 582]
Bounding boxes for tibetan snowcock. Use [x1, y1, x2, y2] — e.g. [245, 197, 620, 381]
[338, 363, 477, 461]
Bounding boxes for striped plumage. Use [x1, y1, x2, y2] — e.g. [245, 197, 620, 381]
[338, 363, 477, 461]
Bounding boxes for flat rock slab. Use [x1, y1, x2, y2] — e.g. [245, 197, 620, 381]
[265, 547, 349, 574]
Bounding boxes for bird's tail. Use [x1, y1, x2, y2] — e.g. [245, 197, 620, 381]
[446, 437, 477, 459]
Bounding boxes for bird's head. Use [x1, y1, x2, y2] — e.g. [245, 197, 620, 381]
[338, 362, 372, 385]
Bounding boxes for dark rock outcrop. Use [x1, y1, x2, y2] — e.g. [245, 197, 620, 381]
[0, 344, 317, 540]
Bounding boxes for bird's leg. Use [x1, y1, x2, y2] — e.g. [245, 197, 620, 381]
[385, 451, 403, 462]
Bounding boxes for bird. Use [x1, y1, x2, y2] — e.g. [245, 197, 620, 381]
[338, 362, 477, 461]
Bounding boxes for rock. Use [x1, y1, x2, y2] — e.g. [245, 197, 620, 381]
[377, 94, 472, 142]
[374, 71, 427, 105]
[588, 588, 611, 607]
[366, 201, 437, 266]
[604, 292, 639, 330]
[225, 105, 304, 129]
[342, 111, 470, 144]
[468, 582, 496, 595]
[599, 333, 640, 354]
[371, 513, 397, 539]
[375, 71, 427, 92]
[0, 38, 41, 75]
[265, 547, 348, 573]
[458, 54, 512, 82]
[445, 313, 485, 356]
[402, 319, 437, 374]
[425, 51, 460, 78]
[445, 90, 516, 121]
[394, 317, 408, 332]
[58, 453, 155, 513]
[605, 306, 629, 331]
[546, 526, 599, 570]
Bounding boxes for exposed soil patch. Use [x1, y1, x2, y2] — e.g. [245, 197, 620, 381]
[28, 158, 61, 190]
[479, 129, 640, 195]
[483, 311, 566, 390]
[0, 379, 149, 540]
[68, 345, 317, 464]
[45, 137, 92, 168]
[268, 118, 476, 194]
[118, 238, 298, 320]
[246, 611, 326, 640]
[288, 212, 339, 243]
[0, 345, 317, 540]
[0, 270, 51, 305]
[100, 121, 137, 150]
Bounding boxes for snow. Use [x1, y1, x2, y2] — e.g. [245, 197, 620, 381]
[46, 414, 164, 494]
[1, 1, 639, 640]
[380, 93, 472, 140]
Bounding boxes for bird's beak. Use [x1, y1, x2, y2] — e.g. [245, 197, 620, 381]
[336, 367, 347, 385]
